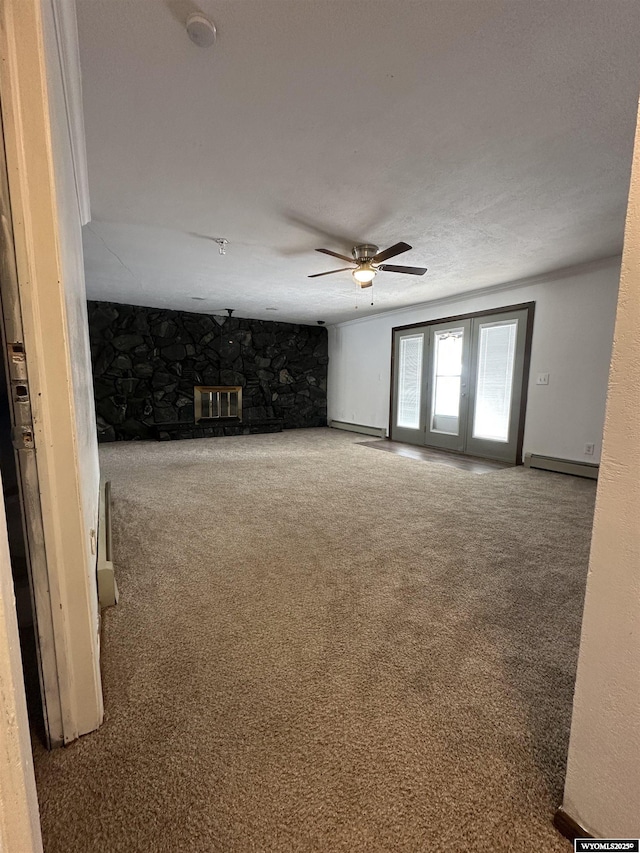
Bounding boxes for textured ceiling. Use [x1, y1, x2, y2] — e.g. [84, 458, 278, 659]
[77, 0, 640, 324]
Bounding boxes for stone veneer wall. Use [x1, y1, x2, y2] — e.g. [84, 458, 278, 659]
[88, 301, 328, 441]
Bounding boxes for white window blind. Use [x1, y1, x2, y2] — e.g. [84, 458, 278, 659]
[397, 334, 424, 429]
[472, 321, 517, 442]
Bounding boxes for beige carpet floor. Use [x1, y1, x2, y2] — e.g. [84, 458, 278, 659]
[33, 427, 596, 852]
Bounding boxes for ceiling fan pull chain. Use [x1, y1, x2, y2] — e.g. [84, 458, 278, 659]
[370, 280, 374, 306]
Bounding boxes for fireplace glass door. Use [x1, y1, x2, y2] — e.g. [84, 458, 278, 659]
[194, 386, 242, 422]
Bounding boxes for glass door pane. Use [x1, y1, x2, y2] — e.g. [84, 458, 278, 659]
[430, 327, 464, 435]
[425, 319, 471, 451]
[465, 310, 528, 463]
[397, 334, 423, 429]
[391, 329, 428, 445]
[472, 321, 517, 442]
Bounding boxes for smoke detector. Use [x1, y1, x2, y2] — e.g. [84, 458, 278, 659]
[186, 14, 216, 48]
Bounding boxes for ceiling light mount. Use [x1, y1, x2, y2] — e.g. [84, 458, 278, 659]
[186, 13, 217, 48]
[352, 244, 378, 263]
[214, 238, 229, 255]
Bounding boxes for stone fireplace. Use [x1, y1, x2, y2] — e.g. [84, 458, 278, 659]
[88, 301, 328, 442]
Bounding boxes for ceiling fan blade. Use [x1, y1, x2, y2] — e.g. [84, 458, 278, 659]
[308, 267, 354, 278]
[378, 264, 428, 276]
[316, 248, 355, 263]
[373, 241, 412, 263]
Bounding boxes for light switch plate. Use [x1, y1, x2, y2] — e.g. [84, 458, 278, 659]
[536, 373, 550, 385]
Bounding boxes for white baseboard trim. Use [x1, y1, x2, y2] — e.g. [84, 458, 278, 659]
[97, 480, 118, 608]
[329, 421, 387, 438]
[524, 453, 599, 480]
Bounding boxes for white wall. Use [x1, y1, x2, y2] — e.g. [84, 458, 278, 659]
[560, 105, 640, 839]
[328, 257, 620, 463]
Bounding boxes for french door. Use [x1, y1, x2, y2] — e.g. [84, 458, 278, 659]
[391, 306, 532, 463]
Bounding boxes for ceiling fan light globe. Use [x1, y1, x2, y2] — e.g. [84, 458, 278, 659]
[352, 266, 376, 285]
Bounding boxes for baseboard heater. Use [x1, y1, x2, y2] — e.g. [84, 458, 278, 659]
[329, 420, 387, 438]
[524, 453, 599, 480]
[97, 479, 119, 608]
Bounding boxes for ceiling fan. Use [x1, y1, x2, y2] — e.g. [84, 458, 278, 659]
[309, 242, 427, 288]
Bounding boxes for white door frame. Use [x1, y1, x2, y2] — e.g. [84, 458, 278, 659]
[0, 0, 103, 743]
[0, 102, 67, 747]
[0, 468, 43, 852]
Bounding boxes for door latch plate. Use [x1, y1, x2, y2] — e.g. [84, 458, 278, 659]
[12, 426, 34, 450]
